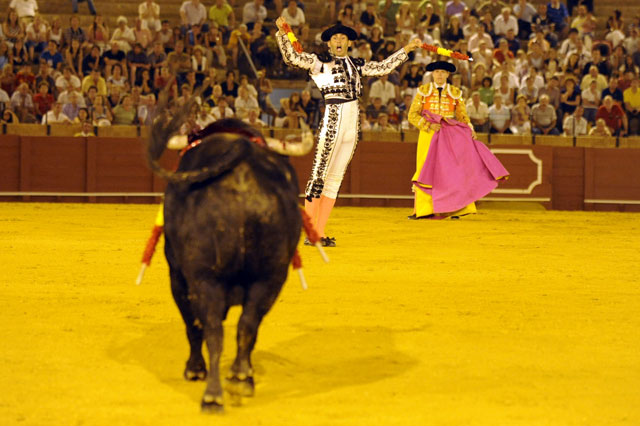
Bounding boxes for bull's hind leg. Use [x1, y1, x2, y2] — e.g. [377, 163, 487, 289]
[169, 266, 207, 381]
[226, 278, 284, 399]
[198, 284, 227, 413]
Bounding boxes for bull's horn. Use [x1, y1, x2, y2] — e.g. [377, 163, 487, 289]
[264, 119, 314, 156]
[167, 134, 188, 150]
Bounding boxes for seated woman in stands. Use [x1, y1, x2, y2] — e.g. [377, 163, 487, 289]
[91, 94, 113, 126]
[112, 94, 138, 125]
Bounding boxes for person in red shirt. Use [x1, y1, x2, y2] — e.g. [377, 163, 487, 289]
[596, 95, 628, 136]
[32, 81, 55, 121]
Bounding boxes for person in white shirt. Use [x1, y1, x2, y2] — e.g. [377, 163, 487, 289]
[243, 108, 267, 128]
[42, 102, 71, 124]
[9, 0, 38, 23]
[493, 7, 518, 38]
[180, 0, 207, 28]
[369, 74, 397, 105]
[242, 0, 267, 26]
[488, 94, 511, 133]
[234, 86, 259, 119]
[466, 91, 490, 133]
[55, 66, 81, 93]
[211, 98, 234, 120]
[563, 105, 588, 136]
[139, 0, 161, 32]
[492, 61, 519, 90]
[280, 0, 305, 29]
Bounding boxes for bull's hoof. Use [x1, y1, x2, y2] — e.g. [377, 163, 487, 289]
[201, 394, 224, 413]
[225, 374, 255, 397]
[184, 359, 207, 381]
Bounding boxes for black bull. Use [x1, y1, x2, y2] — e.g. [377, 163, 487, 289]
[148, 118, 308, 412]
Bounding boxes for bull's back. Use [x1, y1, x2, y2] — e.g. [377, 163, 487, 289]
[164, 160, 301, 282]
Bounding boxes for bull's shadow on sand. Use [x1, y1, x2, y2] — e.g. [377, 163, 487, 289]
[108, 319, 418, 405]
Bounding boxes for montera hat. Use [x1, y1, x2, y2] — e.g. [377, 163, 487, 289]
[321, 24, 358, 42]
[426, 61, 456, 73]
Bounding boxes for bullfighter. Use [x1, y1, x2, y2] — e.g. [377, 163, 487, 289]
[276, 17, 421, 246]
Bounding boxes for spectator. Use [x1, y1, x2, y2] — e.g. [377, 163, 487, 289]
[234, 86, 259, 119]
[63, 15, 88, 50]
[55, 66, 81, 93]
[503, 28, 520, 56]
[372, 112, 397, 131]
[139, 0, 161, 33]
[82, 67, 107, 96]
[619, 55, 640, 78]
[127, 42, 149, 86]
[209, 0, 235, 33]
[35, 59, 55, 94]
[0, 42, 10, 71]
[531, 94, 559, 135]
[64, 38, 82, 76]
[495, 74, 514, 107]
[111, 16, 135, 53]
[24, 14, 48, 62]
[86, 15, 110, 52]
[84, 85, 98, 107]
[81, 44, 103, 75]
[211, 97, 234, 119]
[539, 75, 561, 110]
[366, 96, 387, 125]
[580, 65, 607, 93]
[136, 93, 156, 125]
[494, 7, 518, 38]
[147, 41, 166, 81]
[395, 2, 415, 36]
[488, 93, 511, 133]
[72, 0, 97, 15]
[418, 2, 441, 42]
[618, 71, 636, 93]
[562, 104, 587, 136]
[559, 75, 581, 125]
[62, 91, 81, 121]
[180, 0, 208, 30]
[91, 94, 112, 126]
[623, 76, 640, 135]
[41, 101, 71, 124]
[9, 0, 38, 25]
[478, 75, 494, 106]
[338, 4, 357, 28]
[359, 2, 380, 36]
[155, 20, 173, 50]
[513, 0, 536, 40]
[588, 118, 612, 136]
[106, 63, 127, 91]
[546, 0, 568, 35]
[1, 108, 20, 123]
[40, 40, 64, 71]
[73, 107, 89, 124]
[531, 4, 557, 48]
[476, 0, 506, 19]
[243, 107, 267, 128]
[370, 74, 397, 105]
[166, 39, 191, 84]
[133, 18, 153, 49]
[570, 5, 596, 39]
[32, 80, 53, 120]
[281, 0, 305, 30]
[582, 47, 612, 78]
[558, 28, 581, 59]
[243, 0, 267, 27]
[518, 76, 538, 106]
[510, 94, 531, 134]
[467, 90, 490, 133]
[471, 39, 493, 70]
[3, 10, 24, 47]
[581, 79, 600, 124]
[112, 94, 138, 125]
[492, 38, 514, 66]
[220, 70, 239, 100]
[74, 120, 96, 137]
[596, 95, 627, 136]
[11, 38, 29, 69]
[227, 24, 250, 69]
[443, 15, 464, 50]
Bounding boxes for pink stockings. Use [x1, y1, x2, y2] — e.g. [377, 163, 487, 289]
[304, 195, 336, 238]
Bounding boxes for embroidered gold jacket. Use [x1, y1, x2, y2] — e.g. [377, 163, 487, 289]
[408, 83, 472, 132]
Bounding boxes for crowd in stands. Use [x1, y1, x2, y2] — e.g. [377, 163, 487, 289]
[1, 0, 640, 138]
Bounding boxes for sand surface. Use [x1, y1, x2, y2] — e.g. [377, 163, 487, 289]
[1, 203, 639, 425]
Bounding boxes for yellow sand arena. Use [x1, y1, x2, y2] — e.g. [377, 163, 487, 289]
[1, 202, 639, 425]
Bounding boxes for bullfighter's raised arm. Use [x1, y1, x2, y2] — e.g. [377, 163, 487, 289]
[276, 17, 321, 72]
[361, 38, 421, 77]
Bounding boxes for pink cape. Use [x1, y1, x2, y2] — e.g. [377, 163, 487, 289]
[414, 110, 509, 213]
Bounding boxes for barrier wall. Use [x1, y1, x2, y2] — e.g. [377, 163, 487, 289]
[1, 132, 640, 212]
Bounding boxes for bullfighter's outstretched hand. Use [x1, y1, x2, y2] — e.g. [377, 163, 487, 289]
[403, 39, 422, 54]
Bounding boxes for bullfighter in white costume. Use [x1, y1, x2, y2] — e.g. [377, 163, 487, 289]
[276, 18, 421, 246]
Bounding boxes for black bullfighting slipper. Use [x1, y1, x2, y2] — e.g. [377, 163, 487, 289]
[303, 238, 312, 246]
[407, 214, 417, 220]
[321, 237, 336, 247]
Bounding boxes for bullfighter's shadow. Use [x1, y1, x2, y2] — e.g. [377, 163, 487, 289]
[108, 319, 419, 405]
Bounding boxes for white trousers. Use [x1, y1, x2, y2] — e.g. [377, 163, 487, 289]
[305, 100, 360, 200]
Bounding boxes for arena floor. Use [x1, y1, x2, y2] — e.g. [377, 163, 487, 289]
[1, 202, 639, 425]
